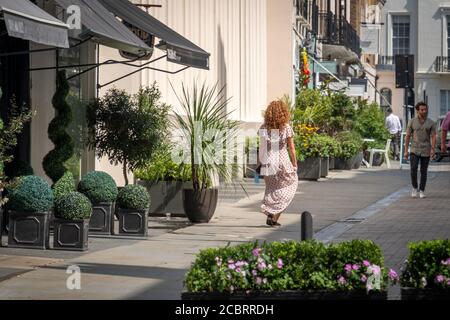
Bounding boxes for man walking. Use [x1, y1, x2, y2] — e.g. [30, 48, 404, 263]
[404, 102, 437, 199]
[441, 111, 450, 154]
[385, 108, 402, 160]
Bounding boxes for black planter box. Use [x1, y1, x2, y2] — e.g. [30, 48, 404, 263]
[138, 180, 185, 216]
[401, 287, 450, 300]
[182, 290, 387, 300]
[334, 158, 354, 170]
[298, 157, 321, 181]
[0, 207, 3, 247]
[321, 158, 329, 178]
[117, 208, 149, 237]
[53, 219, 89, 251]
[8, 211, 50, 250]
[89, 202, 114, 235]
[329, 157, 336, 170]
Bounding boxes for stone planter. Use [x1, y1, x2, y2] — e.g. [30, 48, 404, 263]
[298, 157, 321, 181]
[321, 158, 329, 178]
[116, 208, 149, 237]
[0, 207, 3, 247]
[334, 157, 354, 170]
[352, 152, 364, 170]
[8, 211, 50, 250]
[401, 288, 450, 300]
[53, 219, 89, 251]
[183, 188, 218, 223]
[182, 290, 387, 300]
[89, 202, 114, 235]
[138, 180, 185, 216]
[329, 157, 336, 170]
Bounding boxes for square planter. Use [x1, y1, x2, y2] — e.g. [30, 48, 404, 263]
[321, 158, 329, 178]
[298, 157, 322, 181]
[334, 158, 354, 170]
[181, 290, 387, 300]
[0, 207, 3, 247]
[401, 287, 450, 300]
[7, 211, 50, 250]
[89, 202, 114, 235]
[117, 208, 149, 237]
[138, 180, 185, 216]
[53, 219, 89, 251]
[329, 157, 336, 170]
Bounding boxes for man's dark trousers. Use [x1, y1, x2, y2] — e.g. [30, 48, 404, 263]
[410, 153, 430, 191]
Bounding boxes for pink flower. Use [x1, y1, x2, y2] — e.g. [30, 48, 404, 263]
[388, 269, 399, 281]
[363, 260, 370, 267]
[256, 277, 262, 285]
[252, 270, 258, 277]
[277, 259, 284, 269]
[441, 258, 450, 266]
[252, 248, 262, 257]
[344, 264, 352, 272]
[228, 263, 236, 270]
[435, 275, 445, 283]
[338, 276, 347, 285]
[235, 267, 241, 273]
[368, 265, 381, 276]
[352, 264, 360, 271]
[361, 275, 367, 283]
[257, 261, 267, 271]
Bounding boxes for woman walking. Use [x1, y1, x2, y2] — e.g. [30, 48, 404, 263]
[258, 100, 298, 227]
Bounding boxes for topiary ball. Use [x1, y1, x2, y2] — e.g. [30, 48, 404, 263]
[54, 192, 92, 220]
[53, 171, 76, 200]
[8, 176, 54, 212]
[117, 184, 150, 210]
[78, 171, 118, 203]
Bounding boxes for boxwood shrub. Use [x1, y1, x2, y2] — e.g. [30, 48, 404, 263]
[184, 240, 398, 294]
[8, 176, 53, 212]
[78, 171, 118, 203]
[117, 184, 150, 210]
[400, 240, 450, 290]
[54, 191, 92, 220]
[52, 171, 75, 200]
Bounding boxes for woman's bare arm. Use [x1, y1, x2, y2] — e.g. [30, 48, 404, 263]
[287, 137, 297, 168]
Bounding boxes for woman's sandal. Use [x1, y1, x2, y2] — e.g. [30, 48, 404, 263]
[266, 214, 281, 227]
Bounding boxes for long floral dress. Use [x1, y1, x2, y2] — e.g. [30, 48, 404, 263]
[259, 124, 298, 215]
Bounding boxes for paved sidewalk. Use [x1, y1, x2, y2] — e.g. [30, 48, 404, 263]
[0, 164, 448, 299]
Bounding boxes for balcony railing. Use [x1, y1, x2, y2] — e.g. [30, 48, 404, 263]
[378, 56, 394, 65]
[435, 56, 450, 72]
[318, 11, 361, 56]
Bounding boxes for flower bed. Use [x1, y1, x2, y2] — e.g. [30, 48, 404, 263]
[400, 240, 450, 300]
[182, 240, 398, 300]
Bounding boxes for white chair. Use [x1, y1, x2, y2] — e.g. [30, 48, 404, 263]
[368, 139, 391, 169]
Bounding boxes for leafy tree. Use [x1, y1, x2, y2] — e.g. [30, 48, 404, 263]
[87, 83, 170, 185]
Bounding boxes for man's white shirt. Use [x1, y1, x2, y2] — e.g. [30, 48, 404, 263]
[385, 114, 402, 134]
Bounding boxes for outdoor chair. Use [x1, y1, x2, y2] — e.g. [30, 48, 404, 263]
[368, 139, 391, 169]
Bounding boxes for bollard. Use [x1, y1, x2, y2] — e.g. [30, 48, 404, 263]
[301, 211, 313, 241]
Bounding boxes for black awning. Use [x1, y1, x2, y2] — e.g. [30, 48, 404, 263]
[98, 0, 210, 70]
[55, 0, 150, 55]
[0, 0, 69, 48]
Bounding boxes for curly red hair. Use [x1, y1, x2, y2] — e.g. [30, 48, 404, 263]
[264, 100, 291, 130]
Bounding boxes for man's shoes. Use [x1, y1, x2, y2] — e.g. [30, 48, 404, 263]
[419, 191, 427, 199]
[411, 189, 418, 198]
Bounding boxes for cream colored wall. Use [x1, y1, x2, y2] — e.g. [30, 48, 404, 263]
[29, 44, 56, 184]
[266, 0, 294, 104]
[377, 70, 404, 122]
[98, 0, 273, 186]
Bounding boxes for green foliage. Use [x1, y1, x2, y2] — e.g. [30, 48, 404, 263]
[325, 92, 357, 136]
[400, 240, 450, 289]
[293, 89, 332, 129]
[305, 134, 340, 159]
[134, 147, 191, 182]
[4, 160, 34, 179]
[336, 131, 363, 159]
[354, 101, 390, 145]
[52, 171, 76, 200]
[8, 176, 54, 212]
[172, 82, 240, 190]
[184, 240, 396, 294]
[78, 171, 118, 203]
[54, 191, 92, 220]
[87, 83, 170, 185]
[117, 184, 150, 210]
[43, 70, 75, 183]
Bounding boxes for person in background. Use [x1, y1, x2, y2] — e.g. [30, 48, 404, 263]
[385, 108, 402, 161]
[440, 111, 450, 155]
[404, 102, 437, 199]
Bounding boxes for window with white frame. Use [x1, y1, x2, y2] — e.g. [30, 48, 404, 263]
[440, 90, 450, 116]
[392, 15, 410, 55]
[447, 18, 450, 58]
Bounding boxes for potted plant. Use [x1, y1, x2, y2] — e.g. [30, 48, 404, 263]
[294, 124, 322, 181]
[334, 132, 363, 170]
[86, 84, 170, 186]
[7, 176, 53, 249]
[400, 240, 450, 300]
[134, 147, 190, 216]
[182, 240, 398, 300]
[172, 82, 239, 223]
[78, 171, 118, 235]
[53, 192, 92, 251]
[116, 185, 150, 237]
